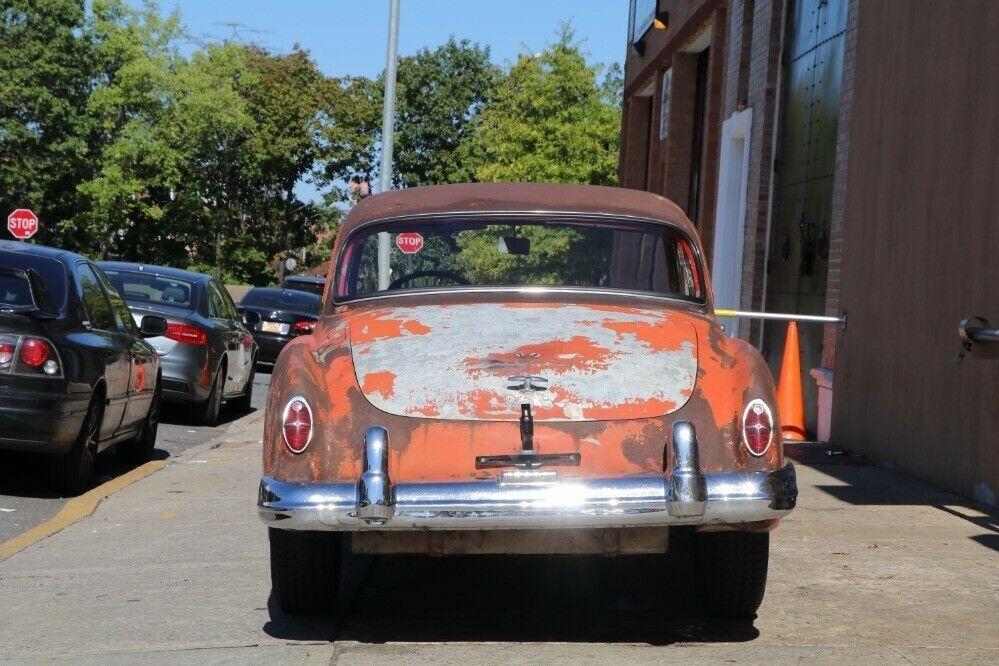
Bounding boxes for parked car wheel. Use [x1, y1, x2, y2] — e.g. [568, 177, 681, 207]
[269, 528, 340, 615]
[198, 364, 225, 426]
[230, 359, 255, 413]
[120, 380, 161, 464]
[52, 393, 102, 495]
[694, 530, 769, 619]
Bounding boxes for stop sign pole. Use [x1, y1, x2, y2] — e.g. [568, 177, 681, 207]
[7, 209, 39, 241]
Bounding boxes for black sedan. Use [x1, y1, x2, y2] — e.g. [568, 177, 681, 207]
[99, 262, 257, 426]
[238, 287, 320, 364]
[0, 241, 166, 493]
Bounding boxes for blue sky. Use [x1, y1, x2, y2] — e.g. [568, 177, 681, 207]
[161, 0, 629, 77]
[147, 1, 629, 202]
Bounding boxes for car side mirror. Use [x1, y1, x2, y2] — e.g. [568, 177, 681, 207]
[140, 315, 168, 338]
[242, 310, 261, 326]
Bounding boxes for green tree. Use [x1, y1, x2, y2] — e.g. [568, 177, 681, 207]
[458, 26, 621, 185]
[72, 0, 185, 259]
[0, 0, 91, 245]
[452, 27, 623, 283]
[394, 37, 499, 187]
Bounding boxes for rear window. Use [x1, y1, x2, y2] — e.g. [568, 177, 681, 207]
[0, 252, 67, 309]
[241, 289, 320, 312]
[335, 218, 704, 301]
[282, 277, 325, 296]
[103, 270, 196, 310]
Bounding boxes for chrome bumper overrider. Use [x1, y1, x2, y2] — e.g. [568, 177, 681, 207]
[258, 423, 798, 531]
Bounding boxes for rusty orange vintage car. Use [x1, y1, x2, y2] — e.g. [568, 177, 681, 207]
[259, 183, 797, 616]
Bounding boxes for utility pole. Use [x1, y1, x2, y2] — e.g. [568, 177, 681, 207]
[377, 0, 400, 291]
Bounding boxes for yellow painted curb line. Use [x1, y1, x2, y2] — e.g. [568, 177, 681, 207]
[0, 460, 168, 562]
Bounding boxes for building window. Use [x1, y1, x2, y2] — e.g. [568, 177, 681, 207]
[659, 68, 672, 141]
[629, 0, 659, 43]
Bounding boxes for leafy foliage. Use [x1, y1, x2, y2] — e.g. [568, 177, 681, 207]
[1, 5, 621, 286]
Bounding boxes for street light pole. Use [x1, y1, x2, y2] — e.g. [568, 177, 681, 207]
[377, 0, 400, 291]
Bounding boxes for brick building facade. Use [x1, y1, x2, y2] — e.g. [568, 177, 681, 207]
[621, 0, 855, 436]
[620, 0, 999, 505]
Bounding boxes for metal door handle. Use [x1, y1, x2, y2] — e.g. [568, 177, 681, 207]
[960, 317, 999, 344]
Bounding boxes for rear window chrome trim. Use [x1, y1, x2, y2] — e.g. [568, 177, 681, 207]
[328, 211, 710, 311]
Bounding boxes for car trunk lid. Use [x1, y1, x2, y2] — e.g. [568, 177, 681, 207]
[348, 302, 698, 421]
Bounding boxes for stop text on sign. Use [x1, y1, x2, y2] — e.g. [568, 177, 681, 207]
[396, 232, 424, 254]
[7, 209, 39, 240]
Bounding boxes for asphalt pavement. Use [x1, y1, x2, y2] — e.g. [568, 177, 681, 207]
[0, 371, 271, 543]
[0, 401, 996, 663]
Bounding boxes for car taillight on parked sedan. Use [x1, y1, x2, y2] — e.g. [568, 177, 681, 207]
[165, 322, 207, 346]
[742, 399, 774, 457]
[292, 319, 315, 334]
[0, 335, 63, 377]
[282, 397, 313, 453]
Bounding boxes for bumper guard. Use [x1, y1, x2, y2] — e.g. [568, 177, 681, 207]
[259, 422, 798, 531]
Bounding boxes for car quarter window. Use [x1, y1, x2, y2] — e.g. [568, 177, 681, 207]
[92, 265, 138, 334]
[208, 281, 233, 319]
[217, 282, 238, 319]
[76, 264, 116, 331]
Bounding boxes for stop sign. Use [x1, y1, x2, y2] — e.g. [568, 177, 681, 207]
[7, 209, 39, 240]
[396, 232, 424, 254]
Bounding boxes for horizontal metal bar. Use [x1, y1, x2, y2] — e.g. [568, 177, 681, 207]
[965, 327, 999, 343]
[715, 309, 846, 325]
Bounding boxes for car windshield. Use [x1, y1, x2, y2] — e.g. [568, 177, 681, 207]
[335, 219, 704, 301]
[282, 277, 325, 296]
[241, 289, 320, 313]
[0, 252, 67, 310]
[103, 270, 196, 309]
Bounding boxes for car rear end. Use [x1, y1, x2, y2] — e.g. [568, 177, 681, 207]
[0, 258, 88, 455]
[101, 267, 212, 403]
[238, 288, 320, 364]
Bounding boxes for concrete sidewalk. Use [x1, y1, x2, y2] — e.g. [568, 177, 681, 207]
[0, 412, 996, 664]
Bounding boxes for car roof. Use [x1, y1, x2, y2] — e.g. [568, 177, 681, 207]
[336, 183, 696, 241]
[0, 239, 77, 263]
[284, 275, 325, 283]
[98, 261, 211, 283]
[245, 287, 319, 298]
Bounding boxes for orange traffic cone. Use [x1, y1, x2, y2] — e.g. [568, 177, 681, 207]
[776, 321, 806, 441]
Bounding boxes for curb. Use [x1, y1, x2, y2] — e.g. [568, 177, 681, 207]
[0, 408, 266, 563]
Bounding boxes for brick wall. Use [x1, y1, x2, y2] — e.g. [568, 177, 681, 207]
[736, 0, 786, 342]
[696, 6, 730, 263]
[820, 0, 858, 369]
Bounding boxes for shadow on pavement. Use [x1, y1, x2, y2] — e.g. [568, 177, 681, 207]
[264, 535, 760, 646]
[787, 443, 999, 552]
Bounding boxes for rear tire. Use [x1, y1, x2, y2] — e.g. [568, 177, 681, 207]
[120, 380, 160, 464]
[269, 528, 341, 615]
[694, 530, 769, 619]
[197, 364, 225, 426]
[52, 393, 101, 495]
[230, 360, 255, 413]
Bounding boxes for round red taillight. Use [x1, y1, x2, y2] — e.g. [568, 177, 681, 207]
[282, 397, 313, 454]
[742, 399, 773, 457]
[0, 342, 14, 366]
[20, 338, 49, 368]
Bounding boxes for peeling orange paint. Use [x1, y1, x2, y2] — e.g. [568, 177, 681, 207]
[361, 370, 396, 399]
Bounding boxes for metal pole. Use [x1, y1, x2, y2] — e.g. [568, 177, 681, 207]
[376, 0, 400, 291]
[714, 309, 847, 326]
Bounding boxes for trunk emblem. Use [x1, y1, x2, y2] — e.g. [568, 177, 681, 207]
[506, 375, 548, 393]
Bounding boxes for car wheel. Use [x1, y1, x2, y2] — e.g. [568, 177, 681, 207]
[269, 528, 341, 615]
[197, 364, 225, 426]
[120, 381, 161, 464]
[230, 359, 255, 413]
[52, 393, 101, 495]
[694, 530, 769, 619]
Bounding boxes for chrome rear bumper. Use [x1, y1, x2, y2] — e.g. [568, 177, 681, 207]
[258, 423, 798, 531]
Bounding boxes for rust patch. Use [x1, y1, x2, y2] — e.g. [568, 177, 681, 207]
[463, 335, 617, 378]
[361, 370, 396, 399]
